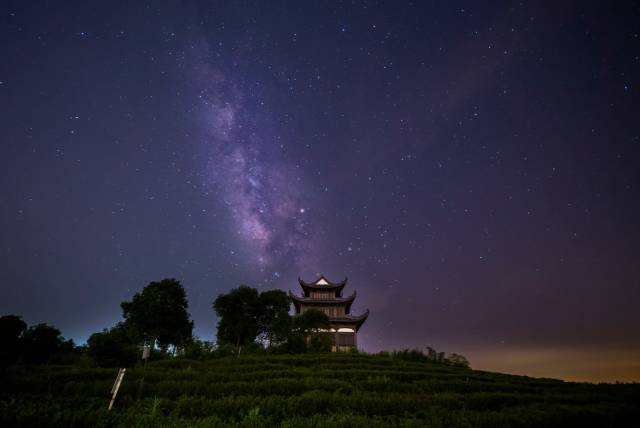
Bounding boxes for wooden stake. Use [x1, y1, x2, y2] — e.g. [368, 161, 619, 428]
[108, 368, 126, 410]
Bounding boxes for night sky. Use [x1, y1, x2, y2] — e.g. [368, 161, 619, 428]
[2, 1, 639, 381]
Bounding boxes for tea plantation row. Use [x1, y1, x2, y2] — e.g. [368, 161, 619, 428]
[1, 353, 638, 427]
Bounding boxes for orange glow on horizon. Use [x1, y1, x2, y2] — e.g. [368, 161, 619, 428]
[465, 346, 640, 383]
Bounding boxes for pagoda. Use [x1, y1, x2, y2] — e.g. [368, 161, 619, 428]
[290, 275, 369, 352]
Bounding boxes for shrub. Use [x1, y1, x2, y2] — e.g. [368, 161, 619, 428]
[180, 339, 214, 360]
[21, 323, 72, 364]
[0, 315, 27, 364]
[308, 335, 332, 353]
[87, 324, 138, 367]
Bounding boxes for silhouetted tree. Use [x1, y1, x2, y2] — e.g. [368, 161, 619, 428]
[289, 310, 331, 353]
[121, 278, 194, 351]
[180, 337, 214, 360]
[448, 353, 470, 368]
[213, 286, 261, 354]
[0, 315, 27, 364]
[214, 287, 333, 354]
[257, 289, 291, 347]
[87, 322, 138, 367]
[21, 323, 69, 364]
[426, 346, 437, 360]
[292, 309, 330, 336]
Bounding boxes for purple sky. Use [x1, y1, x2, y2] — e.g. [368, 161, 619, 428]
[1, 1, 639, 381]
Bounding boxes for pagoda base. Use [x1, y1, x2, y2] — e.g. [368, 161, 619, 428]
[308, 331, 358, 352]
[332, 330, 357, 352]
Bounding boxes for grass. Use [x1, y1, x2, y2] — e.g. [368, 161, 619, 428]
[1, 353, 639, 427]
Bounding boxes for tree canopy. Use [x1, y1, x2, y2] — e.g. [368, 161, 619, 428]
[213, 286, 262, 350]
[213, 287, 294, 352]
[292, 309, 330, 336]
[87, 322, 138, 367]
[0, 315, 27, 364]
[21, 323, 73, 364]
[213, 287, 343, 354]
[121, 278, 194, 350]
[257, 289, 291, 346]
[1, 316, 75, 365]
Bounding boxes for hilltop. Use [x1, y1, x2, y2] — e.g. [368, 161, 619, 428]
[1, 353, 638, 427]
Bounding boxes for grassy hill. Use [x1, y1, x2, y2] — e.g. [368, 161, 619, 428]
[1, 353, 638, 427]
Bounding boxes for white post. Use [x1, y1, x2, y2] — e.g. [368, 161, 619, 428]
[108, 368, 126, 410]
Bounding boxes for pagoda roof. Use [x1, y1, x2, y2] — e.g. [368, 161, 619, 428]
[290, 291, 356, 314]
[329, 310, 369, 332]
[298, 275, 348, 294]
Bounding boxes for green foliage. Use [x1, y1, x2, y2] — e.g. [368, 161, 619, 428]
[448, 352, 470, 368]
[0, 315, 27, 364]
[257, 290, 291, 347]
[279, 332, 307, 354]
[291, 310, 330, 335]
[213, 286, 261, 350]
[213, 287, 293, 352]
[87, 323, 138, 367]
[180, 338, 215, 360]
[121, 278, 194, 350]
[212, 342, 240, 358]
[1, 354, 638, 427]
[308, 334, 332, 353]
[381, 348, 471, 368]
[20, 323, 72, 364]
[213, 287, 337, 354]
[0, 315, 78, 365]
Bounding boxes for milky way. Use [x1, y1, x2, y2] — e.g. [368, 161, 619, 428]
[192, 43, 316, 273]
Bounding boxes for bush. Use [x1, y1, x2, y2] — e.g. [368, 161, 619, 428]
[383, 348, 471, 368]
[87, 325, 138, 367]
[308, 335, 332, 353]
[0, 315, 27, 365]
[280, 333, 307, 354]
[21, 323, 72, 364]
[180, 339, 214, 360]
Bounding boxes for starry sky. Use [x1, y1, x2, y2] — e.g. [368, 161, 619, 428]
[1, 1, 639, 381]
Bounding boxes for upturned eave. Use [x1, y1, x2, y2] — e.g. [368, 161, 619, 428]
[289, 291, 356, 313]
[298, 275, 348, 296]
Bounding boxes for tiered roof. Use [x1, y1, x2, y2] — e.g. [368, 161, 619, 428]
[329, 310, 370, 331]
[298, 275, 347, 297]
[292, 275, 369, 332]
[289, 291, 357, 313]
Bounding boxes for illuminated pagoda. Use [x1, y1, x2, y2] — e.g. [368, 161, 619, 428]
[290, 275, 369, 352]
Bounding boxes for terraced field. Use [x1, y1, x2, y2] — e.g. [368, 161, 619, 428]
[1, 353, 638, 427]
